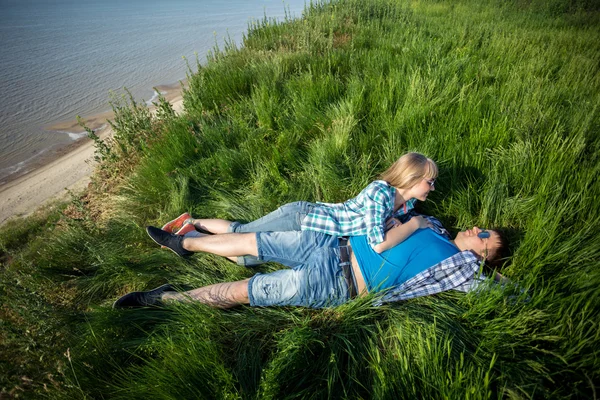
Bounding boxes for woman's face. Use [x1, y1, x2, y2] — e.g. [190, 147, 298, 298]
[408, 177, 435, 201]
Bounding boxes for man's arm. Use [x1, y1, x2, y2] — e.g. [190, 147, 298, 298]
[494, 272, 510, 284]
[372, 216, 432, 253]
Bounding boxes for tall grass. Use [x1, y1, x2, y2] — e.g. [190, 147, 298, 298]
[1, 0, 599, 397]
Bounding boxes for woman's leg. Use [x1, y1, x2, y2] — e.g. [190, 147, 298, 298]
[229, 201, 316, 266]
[228, 201, 315, 233]
[186, 218, 233, 234]
[185, 201, 315, 235]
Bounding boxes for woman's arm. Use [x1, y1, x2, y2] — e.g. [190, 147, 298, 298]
[362, 182, 394, 247]
[372, 216, 432, 253]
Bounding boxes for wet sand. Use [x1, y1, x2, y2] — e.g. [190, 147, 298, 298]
[0, 84, 185, 226]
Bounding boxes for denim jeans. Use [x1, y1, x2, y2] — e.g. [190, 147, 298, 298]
[255, 230, 339, 267]
[227, 201, 316, 266]
[248, 245, 349, 308]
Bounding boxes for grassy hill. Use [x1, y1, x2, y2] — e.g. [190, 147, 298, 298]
[1, 0, 599, 398]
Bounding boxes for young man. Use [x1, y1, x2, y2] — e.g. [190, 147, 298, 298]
[114, 215, 505, 309]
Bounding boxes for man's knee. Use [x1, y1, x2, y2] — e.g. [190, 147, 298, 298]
[231, 279, 250, 304]
[238, 232, 258, 256]
[248, 268, 307, 307]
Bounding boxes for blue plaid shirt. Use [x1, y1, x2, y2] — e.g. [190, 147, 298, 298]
[373, 214, 487, 305]
[301, 180, 417, 247]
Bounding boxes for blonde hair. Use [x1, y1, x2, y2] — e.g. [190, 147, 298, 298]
[380, 152, 438, 189]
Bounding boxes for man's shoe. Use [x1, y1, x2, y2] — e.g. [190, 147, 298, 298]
[147, 226, 194, 257]
[161, 212, 192, 233]
[113, 284, 175, 309]
[161, 223, 206, 248]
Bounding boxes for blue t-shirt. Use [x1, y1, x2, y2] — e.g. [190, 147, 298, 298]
[349, 228, 460, 292]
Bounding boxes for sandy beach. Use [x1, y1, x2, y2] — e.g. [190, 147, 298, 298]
[0, 85, 185, 226]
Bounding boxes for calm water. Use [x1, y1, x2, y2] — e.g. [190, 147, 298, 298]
[0, 0, 306, 183]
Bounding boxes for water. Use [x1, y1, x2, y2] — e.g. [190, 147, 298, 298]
[0, 0, 307, 183]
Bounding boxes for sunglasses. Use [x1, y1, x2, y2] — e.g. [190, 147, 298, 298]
[478, 230, 490, 239]
[424, 178, 435, 187]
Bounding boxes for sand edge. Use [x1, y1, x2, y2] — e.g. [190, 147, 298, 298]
[0, 95, 184, 226]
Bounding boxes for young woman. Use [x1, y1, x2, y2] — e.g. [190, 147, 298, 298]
[158, 152, 437, 264]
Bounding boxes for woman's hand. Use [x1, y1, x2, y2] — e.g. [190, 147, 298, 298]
[374, 216, 430, 253]
[411, 216, 433, 230]
[385, 217, 402, 231]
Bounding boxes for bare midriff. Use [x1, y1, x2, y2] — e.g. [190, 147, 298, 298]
[348, 247, 368, 296]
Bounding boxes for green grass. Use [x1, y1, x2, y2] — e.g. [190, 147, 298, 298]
[1, 0, 599, 397]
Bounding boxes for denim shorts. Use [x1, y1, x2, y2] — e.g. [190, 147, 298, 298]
[255, 230, 339, 267]
[227, 201, 316, 267]
[248, 246, 350, 308]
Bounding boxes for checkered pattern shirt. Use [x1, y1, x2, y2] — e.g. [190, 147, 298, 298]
[301, 180, 417, 247]
[373, 214, 487, 305]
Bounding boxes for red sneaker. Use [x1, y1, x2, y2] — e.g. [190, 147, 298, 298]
[161, 213, 192, 233]
[175, 222, 197, 236]
[161, 219, 196, 249]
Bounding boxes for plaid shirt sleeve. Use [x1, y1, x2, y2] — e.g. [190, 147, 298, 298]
[423, 215, 451, 239]
[371, 213, 496, 305]
[363, 181, 394, 246]
[374, 251, 481, 305]
[396, 212, 450, 239]
[452, 272, 488, 293]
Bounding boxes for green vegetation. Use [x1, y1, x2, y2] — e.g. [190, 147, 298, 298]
[1, 0, 599, 397]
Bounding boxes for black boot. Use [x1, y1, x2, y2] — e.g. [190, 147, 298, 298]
[113, 284, 175, 309]
[147, 226, 194, 257]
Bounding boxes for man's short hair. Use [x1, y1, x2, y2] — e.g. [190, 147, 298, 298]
[486, 229, 509, 267]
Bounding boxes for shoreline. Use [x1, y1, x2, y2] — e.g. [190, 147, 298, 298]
[0, 83, 185, 226]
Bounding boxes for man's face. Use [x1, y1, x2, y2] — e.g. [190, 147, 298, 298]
[454, 227, 501, 260]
